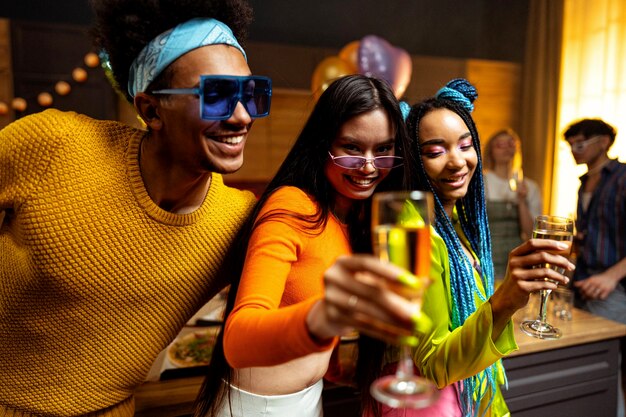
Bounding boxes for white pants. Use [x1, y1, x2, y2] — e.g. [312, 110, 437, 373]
[216, 379, 324, 417]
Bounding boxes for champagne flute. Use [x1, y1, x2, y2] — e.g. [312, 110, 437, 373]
[520, 215, 574, 339]
[370, 191, 439, 408]
[508, 168, 523, 192]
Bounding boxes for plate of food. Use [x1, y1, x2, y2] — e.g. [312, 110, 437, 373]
[167, 327, 219, 368]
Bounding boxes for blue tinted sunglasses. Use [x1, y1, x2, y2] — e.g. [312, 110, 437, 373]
[152, 75, 272, 120]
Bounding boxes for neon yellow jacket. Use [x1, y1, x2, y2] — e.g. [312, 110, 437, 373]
[413, 222, 518, 417]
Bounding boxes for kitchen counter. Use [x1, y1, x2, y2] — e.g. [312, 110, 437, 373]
[135, 308, 626, 416]
[509, 306, 626, 356]
[501, 307, 626, 416]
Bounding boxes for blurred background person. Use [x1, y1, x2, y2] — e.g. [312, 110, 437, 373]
[483, 128, 542, 281]
[563, 118, 625, 320]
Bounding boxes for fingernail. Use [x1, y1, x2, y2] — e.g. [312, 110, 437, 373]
[398, 335, 418, 347]
[411, 311, 433, 334]
[397, 271, 419, 288]
[557, 242, 569, 249]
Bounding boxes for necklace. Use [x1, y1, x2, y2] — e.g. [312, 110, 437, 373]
[586, 159, 610, 176]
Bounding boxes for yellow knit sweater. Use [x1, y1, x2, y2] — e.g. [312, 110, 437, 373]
[0, 109, 256, 416]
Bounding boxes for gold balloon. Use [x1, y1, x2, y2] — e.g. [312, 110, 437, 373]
[311, 56, 355, 100]
[72, 67, 88, 83]
[11, 97, 27, 112]
[393, 50, 412, 99]
[0, 102, 8, 115]
[338, 40, 360, 73]
[55, 81, 71, 96]
[37, 92, 53, 107]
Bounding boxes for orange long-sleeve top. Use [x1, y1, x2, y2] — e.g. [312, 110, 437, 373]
[223, 186, 350, 368]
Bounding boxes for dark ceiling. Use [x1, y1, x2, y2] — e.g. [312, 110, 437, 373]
[1, 0, 529, 62]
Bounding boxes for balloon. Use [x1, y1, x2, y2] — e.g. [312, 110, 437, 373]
[311, 56, 355, 99]
[338, 40, 360, 73]
[393, 49, 412, 98]
[358, 35, 413, 98]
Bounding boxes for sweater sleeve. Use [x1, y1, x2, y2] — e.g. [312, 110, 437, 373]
[223, 187, 337, 368]
[0, 110, 65, 211]
[414, 231, 518, 388]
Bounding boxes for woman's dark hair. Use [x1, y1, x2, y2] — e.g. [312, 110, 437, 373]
[193, 74, 413, 417]
[90, 0, 253, 102]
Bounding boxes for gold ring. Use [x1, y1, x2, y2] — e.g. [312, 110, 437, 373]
[348, 295, 359, 308]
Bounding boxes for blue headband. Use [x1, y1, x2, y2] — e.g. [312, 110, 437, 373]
[127, 18, 247, 98]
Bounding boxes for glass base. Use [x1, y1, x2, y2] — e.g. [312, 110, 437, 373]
[520, 319, 562, 340]
[370, 375, 439, 409]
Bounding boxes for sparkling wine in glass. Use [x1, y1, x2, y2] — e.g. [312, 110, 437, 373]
[370, 191, 439, 409]
[520, 215, 573, 340]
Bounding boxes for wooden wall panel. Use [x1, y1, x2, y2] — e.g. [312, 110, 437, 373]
[466, 59, 522, 145]
[404, 56, 467, 103]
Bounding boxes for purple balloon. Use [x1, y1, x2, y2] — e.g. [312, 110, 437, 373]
[358, 35, 401, 87]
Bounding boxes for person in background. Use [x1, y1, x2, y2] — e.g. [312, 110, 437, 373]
[563, 118, 626, 322]
[193, 74, 420, 417]
[357, 79, 574, 417]
[483, 128, 542, 281]
[564, 118, 625, 417]
[0, 1, 263, 415]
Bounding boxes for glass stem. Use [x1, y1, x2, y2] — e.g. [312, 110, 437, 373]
[396, 344, 414, 379]
[537, 289, 552, 323]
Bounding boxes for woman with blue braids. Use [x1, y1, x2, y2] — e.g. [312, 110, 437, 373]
[358, 79, 575, 417]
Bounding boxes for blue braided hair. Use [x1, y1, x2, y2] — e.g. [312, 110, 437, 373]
[406, 79, 503, 417]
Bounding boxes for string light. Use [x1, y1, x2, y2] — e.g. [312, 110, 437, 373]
[84, 52, 100, 68]
[0, 52, 100, 117]
[72, 67, 88, 83]
[37, 92, 53, 107]
[11, 98, 27, 112]
[55, 81, 71, 96]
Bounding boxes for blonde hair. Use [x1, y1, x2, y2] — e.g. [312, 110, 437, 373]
[483, 128, 523, 173]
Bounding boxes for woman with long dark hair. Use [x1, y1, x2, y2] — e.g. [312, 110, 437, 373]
[194, 74, 419, 417]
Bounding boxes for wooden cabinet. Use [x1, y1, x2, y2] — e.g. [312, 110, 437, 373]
[503, 338, 620, 416]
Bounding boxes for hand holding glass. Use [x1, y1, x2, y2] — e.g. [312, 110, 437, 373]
[370, 191, 438, 408]
[520, 215, 573, 339]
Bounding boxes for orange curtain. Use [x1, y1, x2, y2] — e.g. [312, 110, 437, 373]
[519, 0, 564, 214]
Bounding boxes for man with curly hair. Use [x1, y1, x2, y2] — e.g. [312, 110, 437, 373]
[0, 1, 267, 415]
